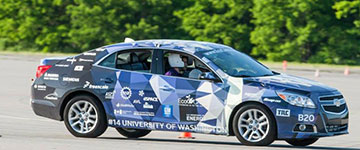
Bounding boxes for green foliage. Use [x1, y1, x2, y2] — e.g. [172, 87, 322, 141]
[0, 0, 73, 52]
[0, 0, 359, 64]
[175, 0, 253, 53]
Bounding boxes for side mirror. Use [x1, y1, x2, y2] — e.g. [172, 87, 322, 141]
[199, 72, 222, 82]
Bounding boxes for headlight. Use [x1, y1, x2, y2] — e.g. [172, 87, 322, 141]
[276, 91, 316, 108]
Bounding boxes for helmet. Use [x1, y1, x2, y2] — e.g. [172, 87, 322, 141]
[168, 53, 184, 68]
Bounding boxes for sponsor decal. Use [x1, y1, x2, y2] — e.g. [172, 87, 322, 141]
[138, 90, 144, 97]
[116, 103, 133, 108]
[34, 84, 46, 91]
[44, 73, 59, 81]
[83, 81, 109, 89]
[55, 64, 69, 67]
[44, 92, 58, 100]
[179, 95, 202, 121]
[79, 58, 94, 62]
[66, 57, 76, 64]
[162, 105, 173, 118]
[276, 109, 290, 117]
[243, 89, 265, 100]
[143, 102, 153, 109]
[107, 119, 226, 134]
[133, 99, 141, 104]
[114, 109, 132, 115]
[186, 114, 203, 122]
[74, 65, 84, 71]
[178, 95, 200, 107]
[62, 77, 80, 82]
[298, 114, 315, 122]
[83, 52, 96, 56]
[263, 98, 281, 103]
[120, 87, 132, 100]
[105, 91, 115, 99]
[133, 111, 154, 117]
[143, 97, 158, 102]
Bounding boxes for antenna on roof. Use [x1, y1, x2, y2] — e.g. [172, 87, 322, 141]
[124, 37, 135, 43]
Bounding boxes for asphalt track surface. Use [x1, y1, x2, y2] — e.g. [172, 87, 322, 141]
[0, 54, 359, 150]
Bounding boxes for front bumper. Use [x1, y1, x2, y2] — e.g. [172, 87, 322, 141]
[274, 91, 349, 139]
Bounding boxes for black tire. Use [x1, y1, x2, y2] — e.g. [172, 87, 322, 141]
[116, 128, 151, 138]
[232, 104, 276, 146]
[285, 138, 318, 146]
[64, 95, 107, 138]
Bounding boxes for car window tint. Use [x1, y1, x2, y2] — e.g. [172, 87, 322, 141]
[163, 50, 219, 81]
[116, 50, 152, 73]
[98, 53, 116, 68]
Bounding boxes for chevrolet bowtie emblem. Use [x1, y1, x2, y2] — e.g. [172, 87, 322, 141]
[334, 99, 341, 107]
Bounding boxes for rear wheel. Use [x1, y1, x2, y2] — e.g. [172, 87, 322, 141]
[233, 104, 276, 146]
[64, 95, 107, 138]
[116, 128, 151, 138]
[285, 138, 318, 146]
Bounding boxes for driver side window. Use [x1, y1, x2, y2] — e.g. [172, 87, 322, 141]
[163, 50, 221, 82]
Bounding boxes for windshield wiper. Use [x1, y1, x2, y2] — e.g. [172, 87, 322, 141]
[272, 71, 280, 75]
[234, 75, 253, 77]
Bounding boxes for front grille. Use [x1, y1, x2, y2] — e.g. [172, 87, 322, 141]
[319, 94, 346, 114]
[323, 104, 346, 113]
[319, 95, 343, 101]
[326, 124, 348, 132]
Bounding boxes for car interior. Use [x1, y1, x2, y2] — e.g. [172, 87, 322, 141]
[163, 52, 212, 79]
[116, 51, 152, 73]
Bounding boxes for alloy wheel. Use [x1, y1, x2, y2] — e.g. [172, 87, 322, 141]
[68, 100, 98, 134]
[238, 109, 270, 142]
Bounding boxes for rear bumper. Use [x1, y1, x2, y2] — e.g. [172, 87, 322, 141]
[31, 98, 62, 121]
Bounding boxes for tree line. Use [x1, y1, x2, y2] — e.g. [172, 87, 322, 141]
[0, 0, 359, 64]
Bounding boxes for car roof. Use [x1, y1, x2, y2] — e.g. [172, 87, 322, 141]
[103, 39, 233, 54]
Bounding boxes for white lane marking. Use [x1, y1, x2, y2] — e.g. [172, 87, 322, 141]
[0, 114, 54, 122]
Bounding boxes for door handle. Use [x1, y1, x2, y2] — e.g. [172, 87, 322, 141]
[160, 85, 174, 91]
[100, 78, 114, 83]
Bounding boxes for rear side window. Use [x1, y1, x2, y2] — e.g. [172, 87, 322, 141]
[98, 50, 153, 73]
[99, 53, 116, 68]
[116, 50, 152, 73]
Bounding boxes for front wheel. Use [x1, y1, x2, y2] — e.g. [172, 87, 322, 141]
[285, 138, 319, 146]
[116, 128, 151, 138]
[232, 104, 276, 146]
[64, 95, 107, 138]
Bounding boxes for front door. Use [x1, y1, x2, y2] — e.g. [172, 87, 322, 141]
[152, 50, 228, 134]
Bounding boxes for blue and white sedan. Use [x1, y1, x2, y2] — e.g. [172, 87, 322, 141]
[31, 39, 349, 146]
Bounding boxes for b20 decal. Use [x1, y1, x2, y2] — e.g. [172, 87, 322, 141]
[298, 114, 315, 122]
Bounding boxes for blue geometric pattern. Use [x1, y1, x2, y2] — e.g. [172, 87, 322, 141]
[108, 70, 230, 134]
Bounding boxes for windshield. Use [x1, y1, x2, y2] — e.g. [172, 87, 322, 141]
[200, 48, 274, 77]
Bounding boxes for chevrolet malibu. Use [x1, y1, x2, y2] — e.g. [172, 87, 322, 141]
[31, 39, 349, 146]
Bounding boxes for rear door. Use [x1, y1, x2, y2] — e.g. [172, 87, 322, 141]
[93, 49, 162, 125]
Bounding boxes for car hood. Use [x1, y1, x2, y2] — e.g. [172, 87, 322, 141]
[244, 74, 337, 93]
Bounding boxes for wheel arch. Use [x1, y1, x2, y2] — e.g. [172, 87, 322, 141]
[59, 89, 104, 121]
[228, 101, 277, 137]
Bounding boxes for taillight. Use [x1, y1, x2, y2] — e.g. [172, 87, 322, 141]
[36, 65, 52, 78]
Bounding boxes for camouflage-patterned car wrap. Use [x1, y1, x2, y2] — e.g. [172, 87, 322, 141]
[31, 40, 348, 139]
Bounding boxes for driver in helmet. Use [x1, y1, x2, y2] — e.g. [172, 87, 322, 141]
[165, 53, 184, 77]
